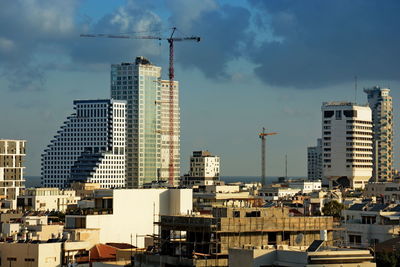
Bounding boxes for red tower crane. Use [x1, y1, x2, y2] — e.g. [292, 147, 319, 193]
[81, 27, 201, 185]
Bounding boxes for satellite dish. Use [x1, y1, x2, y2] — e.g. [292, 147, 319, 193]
[295, 233, 304, 245]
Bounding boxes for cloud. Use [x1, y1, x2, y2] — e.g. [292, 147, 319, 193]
[0, 0, 79, 91]
[167, 2, 253, 79]
[247, 0, 400, 88]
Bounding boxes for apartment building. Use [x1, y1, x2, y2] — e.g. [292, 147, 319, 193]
[321, 102, 373, 189]
[41, 99, 126, 189]
[0, 139, 26, 210]
[364, 86, 393, 181]
[308, 138, 323, 180]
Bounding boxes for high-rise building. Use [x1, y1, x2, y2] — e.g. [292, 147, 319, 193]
[364, 86, 393, 181]
[307, 138, 322, 180]
[41, 99, 126, 189]
[111, 57, 180, 188]
[0, 139, 26, 209]
[321, 102, 373, 189]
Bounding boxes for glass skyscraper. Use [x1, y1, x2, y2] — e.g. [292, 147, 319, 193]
[111, 57, 180, 188]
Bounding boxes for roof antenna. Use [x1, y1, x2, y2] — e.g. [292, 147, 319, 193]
[354, 75, 357, 104]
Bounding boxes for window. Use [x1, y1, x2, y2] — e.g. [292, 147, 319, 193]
[335, 110, 342, 120]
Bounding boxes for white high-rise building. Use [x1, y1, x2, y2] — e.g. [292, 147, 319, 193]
[111, 57, 180, 188]
[364, 86, 393, 181]
[321, 102, 373, 189]
[307, 138, 322, 180]
[0, 139, 26, 210]
[41, 99, 126, 189]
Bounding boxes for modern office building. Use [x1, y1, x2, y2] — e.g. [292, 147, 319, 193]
[0, 139, 26, 210]
[321, 102, 373, 189]
[111, 57, 180, 188]
[307, 138, 323, 180]
[41, 99, 126, 189]
[364, 86, 393, 181]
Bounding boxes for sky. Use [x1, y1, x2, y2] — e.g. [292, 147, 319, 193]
[1, 0, 400, 178]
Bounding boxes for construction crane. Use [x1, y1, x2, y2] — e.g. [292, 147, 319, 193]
[80, 27, 200, 186]
[259, 128, 278, 187]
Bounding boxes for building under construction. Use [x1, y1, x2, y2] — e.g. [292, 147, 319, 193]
[140, 207, 334, 266]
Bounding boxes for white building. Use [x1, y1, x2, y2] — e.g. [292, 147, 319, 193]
[0, 139, 26, 210]
[258, 187, 301, 201]
[181, 151, 220, 187]
[321, 102, 373, 189]
[111, 57, 180, 188]
[307, 138, 323, 180]
[18, 188, 80, 212]
[41, 99, 126, 189]
[65, 188, 192, 248]
[364, 86, 393, 181]
[288, 180, 322, 194]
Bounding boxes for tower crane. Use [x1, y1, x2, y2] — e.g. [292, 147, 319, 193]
[259, 128, 278, 187]
[80, 27, 200, 186]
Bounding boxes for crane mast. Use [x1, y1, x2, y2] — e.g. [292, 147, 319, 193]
[80, 27, 200, 186]
[259, 128, 278, 187]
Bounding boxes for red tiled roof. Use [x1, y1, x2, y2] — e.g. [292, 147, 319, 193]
[90, 244, 117, 261]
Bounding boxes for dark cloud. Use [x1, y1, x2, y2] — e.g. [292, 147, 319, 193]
[247, 0, 400, 88]
[167, 1, 252, 79]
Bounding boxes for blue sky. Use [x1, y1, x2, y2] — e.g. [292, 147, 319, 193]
[1, 0, 400, 177]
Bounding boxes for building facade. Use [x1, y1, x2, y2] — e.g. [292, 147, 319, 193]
[41, 99, 126, 189]
[321, 102, 373, 189]
[0, 139, 26, 210]
[307, 138, 323, 180]
[364, 86, 393, 181]
[111, 57, 180, 188]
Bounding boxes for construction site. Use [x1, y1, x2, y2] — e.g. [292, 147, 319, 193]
[138, 206, 334, 266]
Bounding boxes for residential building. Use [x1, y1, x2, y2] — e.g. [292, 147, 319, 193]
[258, 187, 301, 201]
[17, 188, 80, 212]
[181, 151, 220, 187]
[41, 99, 126, 189]
[0, 139, 26, 210]
[364, 86, 393, 181]
[65, 188, 192, 248]
[111, 57, 180, 188]
[341, 202, 400, 248]
[321, 102, 373, 189]
[307, 138, 323, 180]
[228, 245, 375, 267]
[363, 182, 400, 203]
[288, 180, 322, 193]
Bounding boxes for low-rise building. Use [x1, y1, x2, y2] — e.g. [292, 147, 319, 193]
[288, 180, 322, 194]
[341, 202, 400, 248]
[363, 182, 400, 203]
[258, 187, 301, 201]
[65, 188, 192, 248]
[18, 187, 80, 212]
[228, 244, 375, 267]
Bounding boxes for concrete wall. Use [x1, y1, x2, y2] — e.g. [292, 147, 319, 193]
[0, 242, 62, 267]
[68, 188, 192, 248]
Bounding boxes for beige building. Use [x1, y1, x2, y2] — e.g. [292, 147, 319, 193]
[151, 207, 334, 266]
[18, 187, 80, 212]
[0, 242, 62, 267]
[229, 245, 375, 267]
[364, 86, 393, 181]
[0, 139, 26, 210]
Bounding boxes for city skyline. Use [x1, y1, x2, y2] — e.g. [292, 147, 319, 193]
[1, 0, 400, 177]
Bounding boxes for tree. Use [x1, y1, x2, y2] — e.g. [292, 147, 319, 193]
[322, 200, 344, 218]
